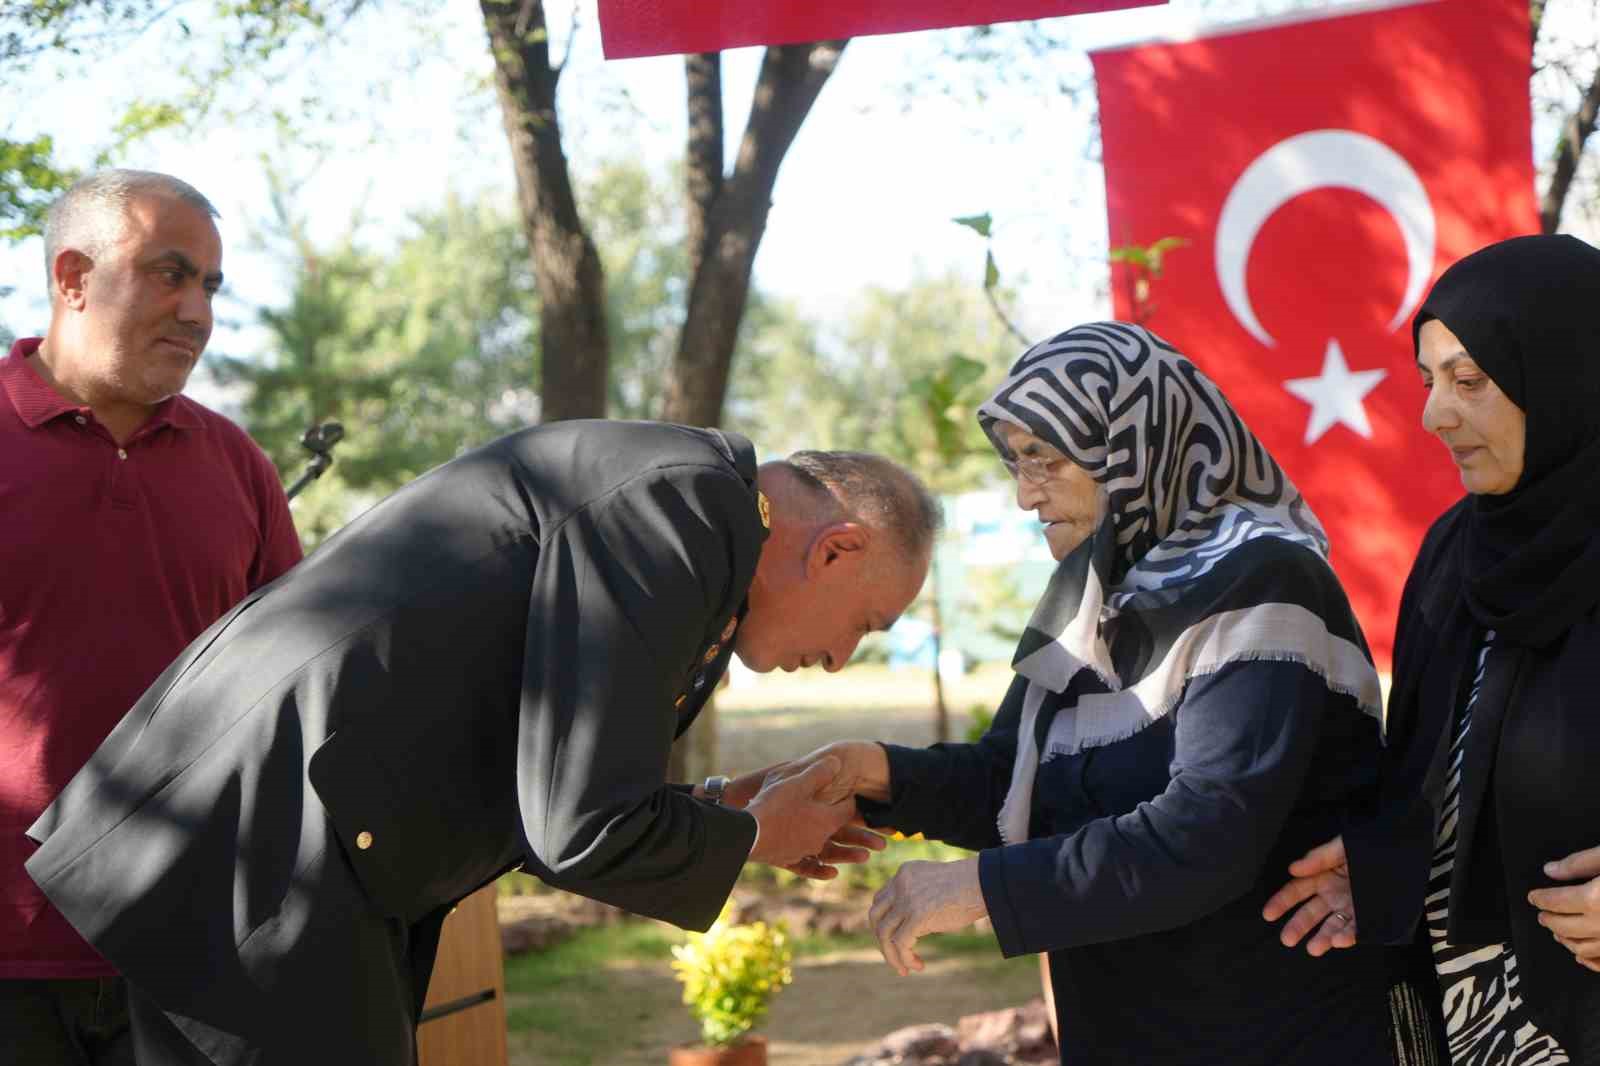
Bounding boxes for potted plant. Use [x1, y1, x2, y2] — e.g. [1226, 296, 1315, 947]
[668, 905, 794, 1066]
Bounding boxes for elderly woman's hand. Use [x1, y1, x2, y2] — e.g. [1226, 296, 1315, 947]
[727, 741, 890, 809]
[1261, 836, 1358, 955]
[868, 858, 988, 976]
[1529, 845, 1600, 973]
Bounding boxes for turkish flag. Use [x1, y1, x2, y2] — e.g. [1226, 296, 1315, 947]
[598, 0, 1164, 59]
[1091, 0, 1536, 668]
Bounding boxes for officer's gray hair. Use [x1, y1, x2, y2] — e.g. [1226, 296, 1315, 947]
[43, 170, 219, 298]
[785, 451, 943, 560]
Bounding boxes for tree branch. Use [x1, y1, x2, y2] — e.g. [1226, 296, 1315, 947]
[1541, 52, 1600, 234]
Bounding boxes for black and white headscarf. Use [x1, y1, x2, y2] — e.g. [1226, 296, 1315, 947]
[978, 322, 1382, 845]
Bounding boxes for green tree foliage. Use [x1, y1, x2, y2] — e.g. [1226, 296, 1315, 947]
[0, 0, 377, 238]
[727, 273, 1016, 491]
[586, 161, 691, 420]
[0, 135, 75, 240]
[221, 161, 731, 544]
[210, 189, 539, 544]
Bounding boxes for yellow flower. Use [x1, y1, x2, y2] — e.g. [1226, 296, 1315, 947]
[672, 904, 794, 1047]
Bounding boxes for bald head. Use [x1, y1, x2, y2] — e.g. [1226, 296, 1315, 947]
[781, 450, 943, 562]
[737, 452, 939, 674]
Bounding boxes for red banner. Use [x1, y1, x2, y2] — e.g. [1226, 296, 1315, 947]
[599, 0, 1165, 59]
[1091, 0, 1536, 668]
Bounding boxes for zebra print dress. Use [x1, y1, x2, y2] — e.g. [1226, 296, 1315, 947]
[1428, 633, 1568, 1065]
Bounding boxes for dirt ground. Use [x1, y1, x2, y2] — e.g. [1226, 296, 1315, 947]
[505, 941, 1045, 1066]
[714, 662, 1014, 771]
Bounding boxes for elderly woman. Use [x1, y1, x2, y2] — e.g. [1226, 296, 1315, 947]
[784, 322, 1392, 1064]
[1266, 234, 1600, 1064]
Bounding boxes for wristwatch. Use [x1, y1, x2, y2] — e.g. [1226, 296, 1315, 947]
[702, 774, 730, 806]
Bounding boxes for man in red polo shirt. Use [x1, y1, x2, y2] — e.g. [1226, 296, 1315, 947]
[0, 170, 302, 1065]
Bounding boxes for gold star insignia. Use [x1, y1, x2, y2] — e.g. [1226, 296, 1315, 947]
[675, 694, 687, 710]
[703, 644, 720, 664]
[721, 617, 737, 641]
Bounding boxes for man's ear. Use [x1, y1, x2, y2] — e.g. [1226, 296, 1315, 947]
[54, 250, 93, 311]
[804, 522, 869, 577]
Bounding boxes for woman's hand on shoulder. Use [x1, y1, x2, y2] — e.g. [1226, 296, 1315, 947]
[1261, 835, 1358, 955]
[1530, 844, 1600, 973]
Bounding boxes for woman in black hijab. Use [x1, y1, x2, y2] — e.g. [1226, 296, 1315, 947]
[1265, 234, 1600, 1064]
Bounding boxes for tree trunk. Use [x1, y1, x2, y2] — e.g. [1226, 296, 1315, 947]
[662, 40, 848, 428]
[1540, 61, 1600, 234]
[480, 0, 610, 421]
[684, 52, 724, 285]
[666, 40, 848, 785]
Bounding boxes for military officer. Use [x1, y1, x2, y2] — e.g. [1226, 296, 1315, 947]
[26, 419, 940, 1065]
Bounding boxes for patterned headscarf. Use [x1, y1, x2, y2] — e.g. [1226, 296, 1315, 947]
[978, 322, 1381, 844]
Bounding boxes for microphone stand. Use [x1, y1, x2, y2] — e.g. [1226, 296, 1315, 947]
[284, 422, 345, 501]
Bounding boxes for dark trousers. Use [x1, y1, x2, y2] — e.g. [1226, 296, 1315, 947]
[106, 839, 441, 1066]
[0, 977, 137, 1066]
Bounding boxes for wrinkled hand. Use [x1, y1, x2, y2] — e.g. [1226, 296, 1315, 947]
[868, 858, 987, 976]
[1261, 836, 1357, 955]
[1530, 845, 1600, 973]
[744, 757, 858, 869]
[732, 741, 891, 808]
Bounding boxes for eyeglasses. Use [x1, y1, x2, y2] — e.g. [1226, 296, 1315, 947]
[1011, 453, 1065, 485]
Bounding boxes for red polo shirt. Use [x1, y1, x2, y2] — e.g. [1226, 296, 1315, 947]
[0, 338, 302, 978]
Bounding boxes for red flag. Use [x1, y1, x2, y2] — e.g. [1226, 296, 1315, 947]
[1091, 0, 1536, 668]
[599, 0, 1164, 59]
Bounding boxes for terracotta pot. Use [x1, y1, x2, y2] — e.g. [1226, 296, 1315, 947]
[668, 1034, 768, 1066]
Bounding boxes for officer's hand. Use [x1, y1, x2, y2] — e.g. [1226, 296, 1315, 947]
[779, 821, 888, 881]
[745, 757, 857, 868]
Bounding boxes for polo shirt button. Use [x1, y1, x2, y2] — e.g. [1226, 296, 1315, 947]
[74, 415, 86, 425]
[117, 449, 127, 460]
[356, 831, 374, 850]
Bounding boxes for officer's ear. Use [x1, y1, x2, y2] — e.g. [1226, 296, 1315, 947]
[804, 522, 869, 579]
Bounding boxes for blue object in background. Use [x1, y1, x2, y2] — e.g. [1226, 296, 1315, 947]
[887, 617, 936, 669]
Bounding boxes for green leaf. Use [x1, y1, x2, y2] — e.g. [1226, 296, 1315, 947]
[952, 213, 992, 238]
[983, 250, 999, 290]
[944, 353, 985, 392]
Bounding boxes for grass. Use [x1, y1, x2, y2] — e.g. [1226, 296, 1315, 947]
[502, 922, 684, 1064]
[503, 920, 1037, 1066]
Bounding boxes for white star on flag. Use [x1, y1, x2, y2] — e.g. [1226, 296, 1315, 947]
[1283, 339, 1388, 445]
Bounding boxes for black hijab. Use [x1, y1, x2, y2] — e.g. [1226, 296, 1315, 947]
[1411, 234, 1600, 648]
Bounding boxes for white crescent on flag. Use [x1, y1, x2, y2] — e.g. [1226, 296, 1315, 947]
[1214, 129, 1437, 347]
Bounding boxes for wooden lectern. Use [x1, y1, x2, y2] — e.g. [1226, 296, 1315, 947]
[418, 886, 510, 1066]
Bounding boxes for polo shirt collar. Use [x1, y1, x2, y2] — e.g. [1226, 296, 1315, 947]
[3, 337, 206, 434]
